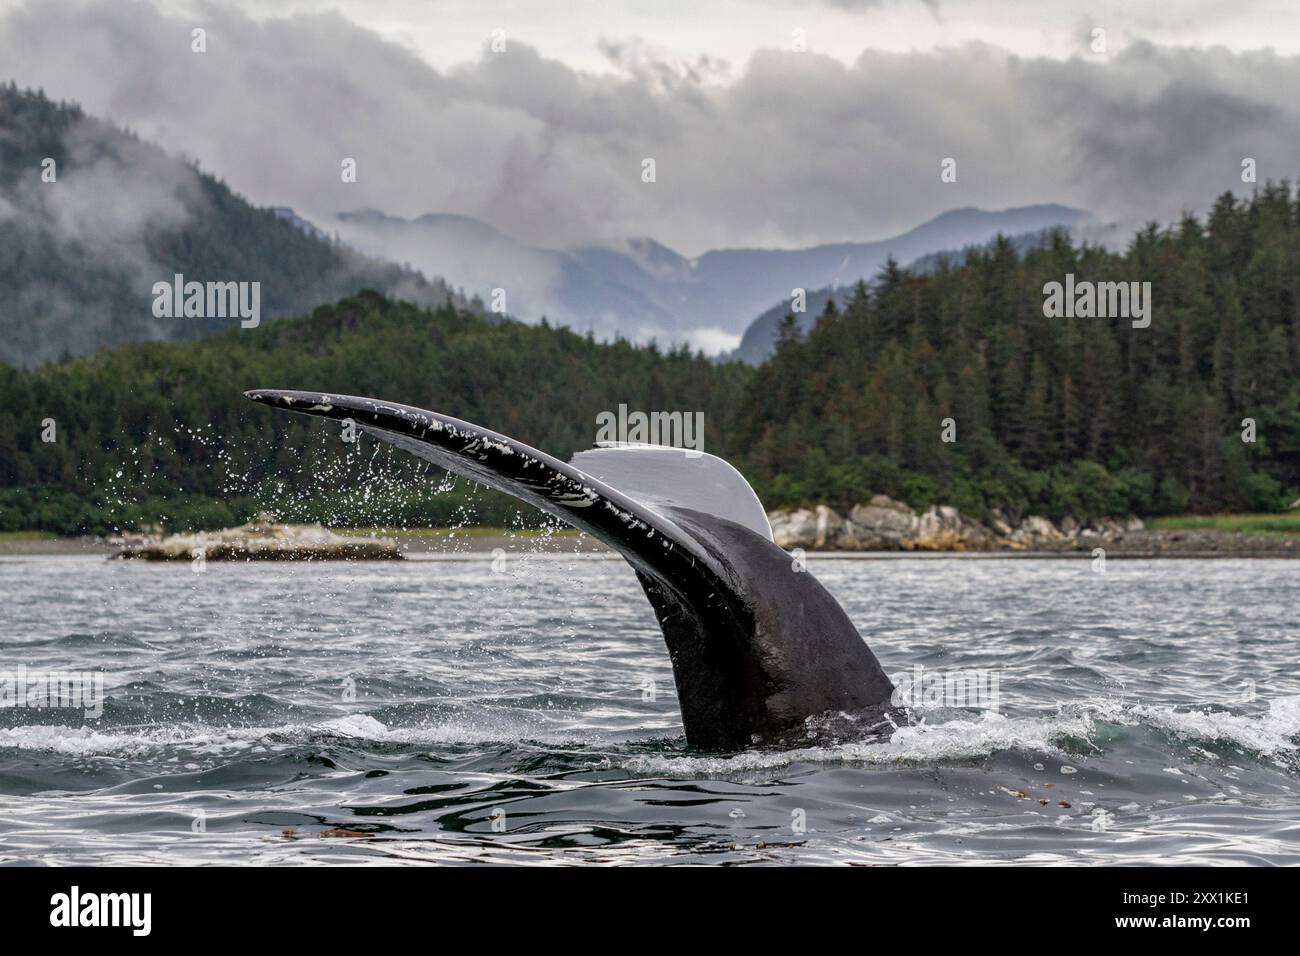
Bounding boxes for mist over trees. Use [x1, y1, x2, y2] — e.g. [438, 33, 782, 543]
[0, 84, 465, 367]
[1, 177, 1297, 533]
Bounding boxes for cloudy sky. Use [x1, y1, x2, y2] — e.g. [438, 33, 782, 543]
[1, 0, 1297, 255]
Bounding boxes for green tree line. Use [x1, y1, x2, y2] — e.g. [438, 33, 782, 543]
[736, 185, 1300, 521]
[0, 292, 750, 534]
[1, 187, 1297, 534]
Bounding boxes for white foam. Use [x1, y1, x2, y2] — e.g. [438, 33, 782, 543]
[0, 711, 548, 758]
[3, 696, 1296, 770]
[626, 697, 1300, 777]
[0, 723, 264, 757]
[625, 709, 1096, 776]
[1122, 695, 1300, 758]
[316, 714, 390, 739]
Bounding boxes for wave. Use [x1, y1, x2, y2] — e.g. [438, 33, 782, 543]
[2, 698, 1297, 773]
[1118, 695, 1300, 759]
[0, 714, 434, 759]
[629, 696, 1300, 776]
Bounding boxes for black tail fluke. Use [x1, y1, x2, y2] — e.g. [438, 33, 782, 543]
[245, 389, 894, 750]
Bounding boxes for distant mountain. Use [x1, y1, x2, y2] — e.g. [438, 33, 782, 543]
[332, 210, 679, 340]
[732, 289, 847, 366]
[658, 204, 1093, 341]
[0, 85, 466, 367]
[0, 84, 1090, 367]
[731, 226, 1084, 364]
[332, 203, 1092, 352]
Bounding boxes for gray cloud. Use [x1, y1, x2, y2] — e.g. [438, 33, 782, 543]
[0, 0, 1296, 258]
[823, 0, 939, 12]
[39, 116, 202, 275]
[0, 99, 208, 361]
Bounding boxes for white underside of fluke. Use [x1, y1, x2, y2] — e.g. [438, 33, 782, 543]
[570, 443, 773, 541]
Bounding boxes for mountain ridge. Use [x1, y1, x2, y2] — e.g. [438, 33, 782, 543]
[0, 84, 468, 367]
[1, 83, 1090, 366]
[730, 224, 1091, 364]
[331, 202, 1093, 351]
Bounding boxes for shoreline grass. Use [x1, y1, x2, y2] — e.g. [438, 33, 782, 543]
[1147, 512, 1300, 534]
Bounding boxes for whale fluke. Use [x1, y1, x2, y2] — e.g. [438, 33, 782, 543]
[244, 389, 895, 750]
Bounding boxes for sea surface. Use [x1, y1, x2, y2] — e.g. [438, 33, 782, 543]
[1, 550, 1297, 865]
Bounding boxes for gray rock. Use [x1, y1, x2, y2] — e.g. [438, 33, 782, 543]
[1010, 515, 1065, 548]
[814, 504, 843, 549]
[112, 513, 402, 561]
[848, 501, 917, 536]
[907, 505, 1001, 551]
[987, 508, 1014, 537]
[771, 498, 1141, 553]
[769, 508, 819, 549]
[842, 496, 918, 550]
[1089, 517, 1125, 539]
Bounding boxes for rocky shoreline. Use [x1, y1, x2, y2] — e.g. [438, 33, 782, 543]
[768, 496, 1300, 556]
[3, 505, 1294, 560]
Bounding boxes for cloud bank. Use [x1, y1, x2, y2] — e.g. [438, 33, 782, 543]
[0, 0, 1296, 256]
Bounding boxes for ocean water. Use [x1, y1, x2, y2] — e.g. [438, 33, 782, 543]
[1, 550, 1297, 865]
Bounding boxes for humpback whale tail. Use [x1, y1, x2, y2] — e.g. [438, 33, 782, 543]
[244, 389, 895, 751]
